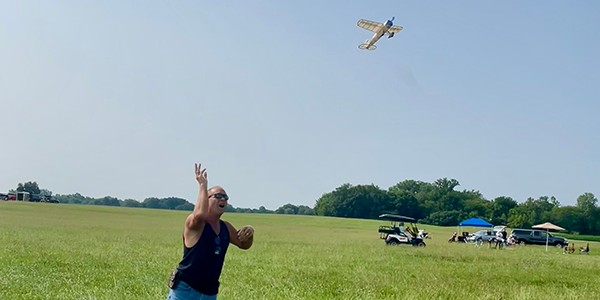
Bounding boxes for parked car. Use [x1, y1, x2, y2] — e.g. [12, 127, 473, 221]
[466, 226, 507, 244]
[466, 229, 498, 243]
[511, 228, 567, 247]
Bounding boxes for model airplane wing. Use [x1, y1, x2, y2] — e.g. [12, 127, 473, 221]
[388, 25, 403, 33]
[357, 19, 383, 33]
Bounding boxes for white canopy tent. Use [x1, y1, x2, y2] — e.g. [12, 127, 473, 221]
[532, 222, 565, 251]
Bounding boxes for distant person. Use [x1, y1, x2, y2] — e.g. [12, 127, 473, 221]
[580, 243, 589, 254]
[166, 163, 255, 300]
[501, 228, 507, 246]
[495, 229, 505, 248]
[448, 232, 457, 243]
[507, 233, 516, 246]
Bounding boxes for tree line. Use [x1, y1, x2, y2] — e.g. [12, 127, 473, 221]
[6, 181, 315, 216]
[314, 178, 599, 235]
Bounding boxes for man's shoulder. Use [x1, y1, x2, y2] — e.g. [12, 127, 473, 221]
[221, 220, 239, 235]
[221, 219, 235, 231]
[185, 213, 207, 233]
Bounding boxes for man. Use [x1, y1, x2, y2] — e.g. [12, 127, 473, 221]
[507, 233, 516, 246]
[494, 228, 505, 249]
[166, 163, 254, 300]
[501, 228, 508, 247]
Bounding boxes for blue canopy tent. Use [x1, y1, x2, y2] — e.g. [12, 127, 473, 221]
[459, 217, 493, 228]
[457, 217, 493, 237]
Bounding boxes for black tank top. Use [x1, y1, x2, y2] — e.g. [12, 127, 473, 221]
[177, 220, 230, 295]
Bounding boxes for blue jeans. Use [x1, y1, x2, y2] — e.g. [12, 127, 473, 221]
[166, 280, 217, 300]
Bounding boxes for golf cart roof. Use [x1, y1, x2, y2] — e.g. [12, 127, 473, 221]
[378, 214, 417, 223]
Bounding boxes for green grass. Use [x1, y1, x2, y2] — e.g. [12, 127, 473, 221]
[1, 201, 600, 300]
[555, 233, 600, 243]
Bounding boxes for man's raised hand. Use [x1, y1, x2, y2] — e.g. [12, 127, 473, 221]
[195, 163, 208, 186]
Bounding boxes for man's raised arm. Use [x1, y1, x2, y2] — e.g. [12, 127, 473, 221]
[186, 163, 209, 229]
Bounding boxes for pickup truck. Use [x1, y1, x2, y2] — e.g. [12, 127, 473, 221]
[511, 228, 567, 247]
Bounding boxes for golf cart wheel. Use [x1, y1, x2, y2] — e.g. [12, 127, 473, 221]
[388, 240, 399, 246]
[417, 242, 425, 247]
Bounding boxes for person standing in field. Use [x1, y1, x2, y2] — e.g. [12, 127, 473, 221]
[166, 163, 255, 300]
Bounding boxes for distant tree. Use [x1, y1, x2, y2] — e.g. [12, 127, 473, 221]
[576, 193, 598, 234]
[422, 210, 467, 226]
[15, 181, 41, 195]
[577, 193, 597, 212]
[143, 197, 161, 209]
[314, 183, 393, 219]
[98, 196, 121, 206]
[297, 205, 315, 215]
[546, 206, 581, 234]
[488, 196, 518, 225]
[433, 178, 460, 193]
[387, 189, 421, 219]
[276, 204, 299, 214]
[39, 189, 53, 197]
[175, 203, 194, 211]
[122, 199, 142, 207]
[388, 179, 427, 196]
[161, 197, 189, 210]
[507, 212, 528, 229]
[225, 204, 237, 212]
[314, 191, 337, 216]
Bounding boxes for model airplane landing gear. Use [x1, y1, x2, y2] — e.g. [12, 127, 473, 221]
[358, 43, 377, 50]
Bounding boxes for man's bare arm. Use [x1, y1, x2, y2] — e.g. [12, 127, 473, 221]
[186, 163, 209, 229]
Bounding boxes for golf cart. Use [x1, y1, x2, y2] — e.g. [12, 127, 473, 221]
[378, 214, 427, 247]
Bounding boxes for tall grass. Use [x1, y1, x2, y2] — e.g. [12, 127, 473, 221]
[1, 201, 599, 300]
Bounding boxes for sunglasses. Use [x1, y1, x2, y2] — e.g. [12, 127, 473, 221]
[211, 193, 229, 201]
[215, 236, 221, 255]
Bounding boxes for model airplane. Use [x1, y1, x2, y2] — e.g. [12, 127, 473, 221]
[357, 17, 403, 50]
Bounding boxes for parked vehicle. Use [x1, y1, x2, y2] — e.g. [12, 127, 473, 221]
[0, 191, 57, 203]
[467, 229, 497, 243]
[466, 226, 507, 245]
[378, 214, 426, 247]
[511, 228, 567, 247]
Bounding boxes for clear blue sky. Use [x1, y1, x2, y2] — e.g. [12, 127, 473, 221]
[1, 1, 599, 210]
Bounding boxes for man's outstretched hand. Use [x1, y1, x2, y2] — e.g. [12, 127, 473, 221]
[195, 163, 207, 186]
[238, 225, 254, 242]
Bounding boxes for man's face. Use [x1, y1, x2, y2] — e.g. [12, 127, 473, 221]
[208, 187, 228, 216]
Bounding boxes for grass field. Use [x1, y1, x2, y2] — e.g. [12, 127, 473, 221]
[1, 201, 599, 300]
[555, 233, 600, 243]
